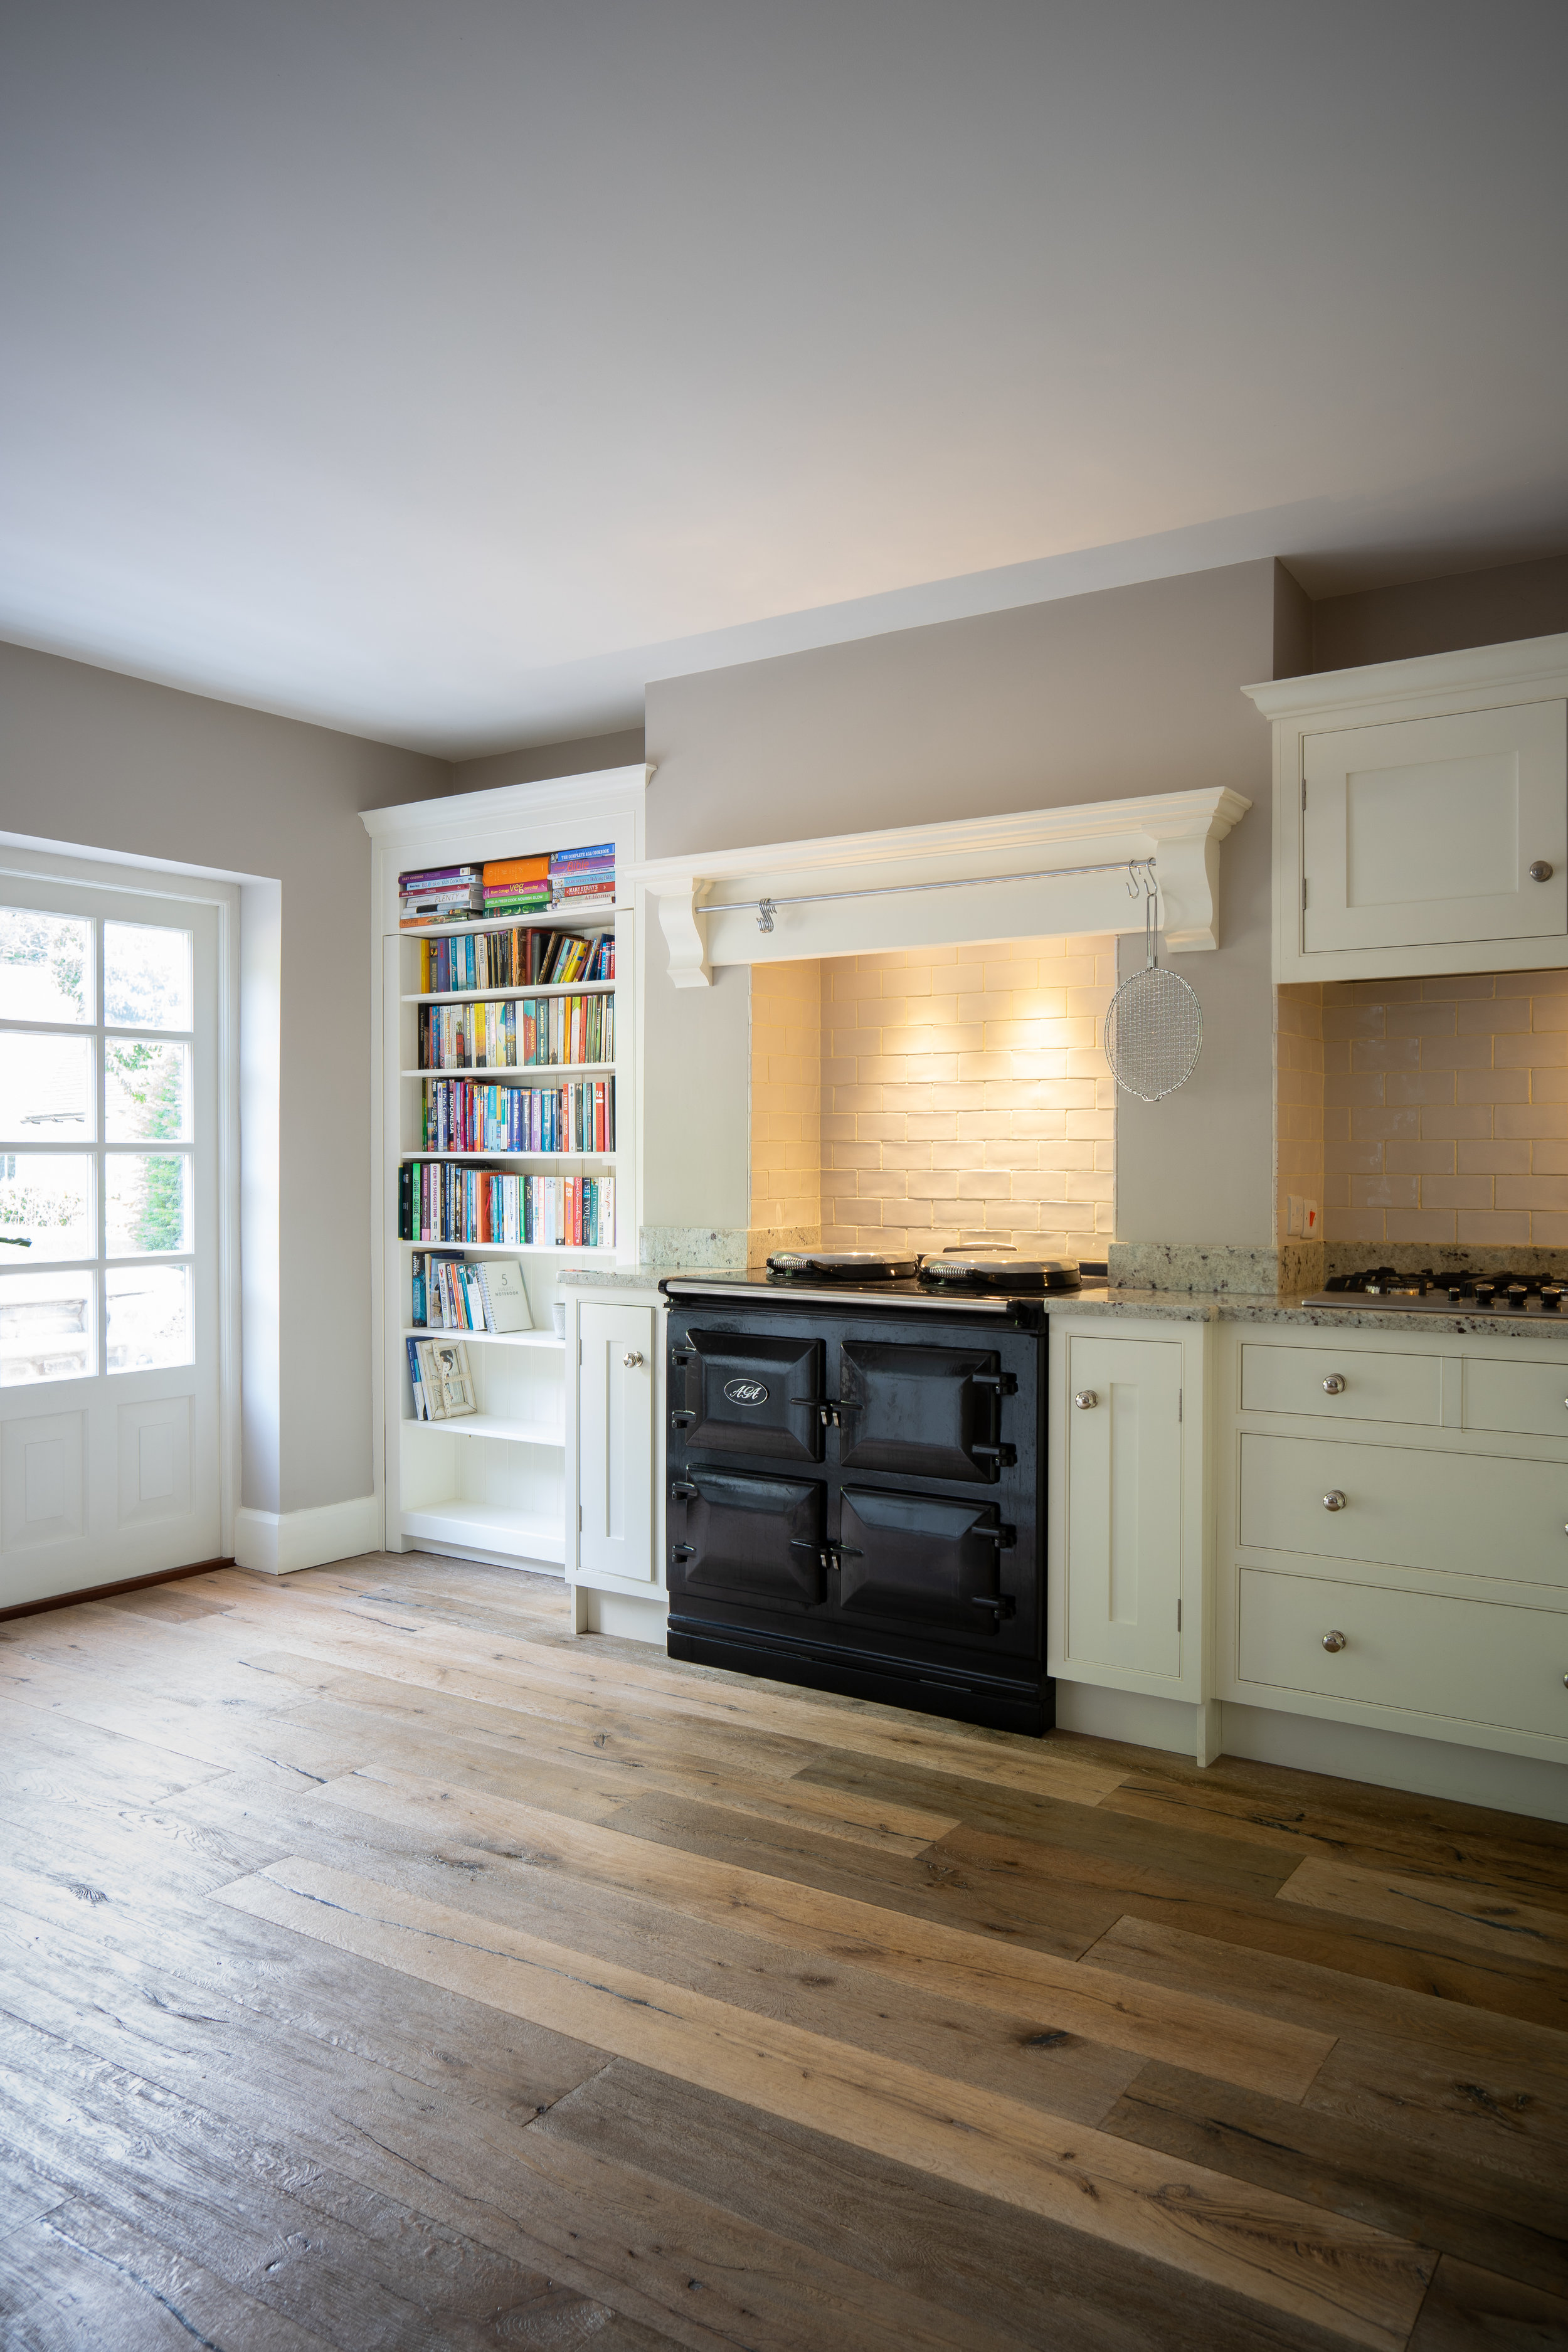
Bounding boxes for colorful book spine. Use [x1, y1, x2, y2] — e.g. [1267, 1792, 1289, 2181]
[400, 1163, 614, 1248]
[417, 928, 614, 992]
[418, 994, 613, 1071]
[420, 1076, 616, 1153]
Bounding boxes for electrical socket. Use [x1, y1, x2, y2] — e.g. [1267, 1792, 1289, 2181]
[1288, 1195, 1320, 1237]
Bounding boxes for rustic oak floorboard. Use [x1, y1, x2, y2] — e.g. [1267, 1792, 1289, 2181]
[1277, 1856, 1568, 1965]
[804, 1762, 1301, 1897]
[312, 1760, 1337, 2098]
[210, 1581, 1133, 1806]
[0, 2026, 649, 2352]
[241, 1667, 967, 1855]
[1099, 1764, 1568, 1907]
[0, 1946, 963, 2352]
[1083, 1916, 1568, 2190]
[1405, 2255, 1568, 2351]
[1099, 2060, 1568, 2301]
[841, 1788, 1568, 2033]
[217, 1853, 1434, 2347]
[542, 2058, 1390, 2352]
[0, 1968, 728, 2352]
[0, 2200, 342, 2351]
[0, 1866, 607, 2139]
[6, 1555, 1566, 2348]
[266, 1791, 1150, 2127]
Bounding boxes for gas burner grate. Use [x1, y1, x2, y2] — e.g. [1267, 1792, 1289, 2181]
[1315, 1265, 1565, 1312]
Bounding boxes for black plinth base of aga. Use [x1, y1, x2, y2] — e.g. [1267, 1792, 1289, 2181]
[667, 1614, 1051, 1738]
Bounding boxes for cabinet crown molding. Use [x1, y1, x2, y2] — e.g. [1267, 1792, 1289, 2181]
[1243, 632, 1568, 728]
[628, 786, 1251, 986]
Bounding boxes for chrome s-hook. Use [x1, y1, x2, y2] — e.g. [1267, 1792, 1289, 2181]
[756, 898, 776, 934]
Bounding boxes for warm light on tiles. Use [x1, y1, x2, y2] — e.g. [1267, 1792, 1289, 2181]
[815, 937, 1117, 1259]
[1318, 970, 1568, 1247]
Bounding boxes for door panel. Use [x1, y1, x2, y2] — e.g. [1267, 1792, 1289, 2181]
[837, 1341, 1006, 1482]
[578, 1303, 654, 1581]
[1301, 701, 1567, 953]
[670, 1468, 825, 1608]
[837, 1486, 1011, 1637]
[1064, 1333, 1182, 1677]
[0, 874, 223, 1604]
[679, 1328, 824, 1461]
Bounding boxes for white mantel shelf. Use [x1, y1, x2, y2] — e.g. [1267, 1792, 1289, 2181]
[627, 787, 1252, 986]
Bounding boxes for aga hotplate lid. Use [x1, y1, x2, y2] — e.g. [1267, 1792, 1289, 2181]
[919, 1251, 1083, 1294]
[765, 1248, 920, 1281]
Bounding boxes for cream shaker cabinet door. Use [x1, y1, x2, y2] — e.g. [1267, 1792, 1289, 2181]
[1301, 699, 1567, 955]
[1064, 1335, 1183, 1678]
[578, 1303, 655, 1582]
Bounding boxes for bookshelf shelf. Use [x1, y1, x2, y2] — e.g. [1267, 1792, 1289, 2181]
[403, 981, 615, 1005]
[404, 1063, 615, 1079]
[398, 1238, 617, 1256]
[406, 1411, 565, 1447]
[401, 1501, 566, 1566]
[401, 1150, 615, 1165]
[399, 901, 618, 940]
[370, 770, 640, 1578]
[401, 1327, 564, 1352]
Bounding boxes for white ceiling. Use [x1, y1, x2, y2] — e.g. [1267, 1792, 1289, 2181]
[2, 0, 1565, 758]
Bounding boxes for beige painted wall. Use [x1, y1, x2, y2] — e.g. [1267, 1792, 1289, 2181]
[0, 639, 448, 1515]
[1312, 552, 1568, 674]
[647, 558, 1310, 1248]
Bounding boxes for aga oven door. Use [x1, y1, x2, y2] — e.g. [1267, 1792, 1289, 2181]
[670, 1329, 825, 1462]
[669, 1467, 827, 1612]
[834, 1486, 1024, 1649]
[837, 1340, 1012, 1483]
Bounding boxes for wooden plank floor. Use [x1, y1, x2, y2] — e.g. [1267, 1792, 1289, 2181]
[1, 1558, 1565, 2350]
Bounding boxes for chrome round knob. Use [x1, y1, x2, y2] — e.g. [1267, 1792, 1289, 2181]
[1529, 860, 1554, 882]
[622, 1350, 644, 1369]
[1322, 1374, 1347, 1395]
[1074, 1389, 1098, 1410]
[1322, 1629, 1347, 1653]
[1322, 1490, 1347, 1511]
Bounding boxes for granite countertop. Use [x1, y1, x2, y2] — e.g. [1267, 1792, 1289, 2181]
[558, 1264, 1568, 1338]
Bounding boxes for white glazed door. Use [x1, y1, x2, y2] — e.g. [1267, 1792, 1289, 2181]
[0, 877, 222, 1604]
[578, 1301, 654, 1582]
[1301, 700, 1567, 955]
[1064, 1332, 1183, 1678]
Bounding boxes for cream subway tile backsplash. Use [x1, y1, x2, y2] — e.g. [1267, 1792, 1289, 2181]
[1321, 970, 1568, 1246]
[1274, 981, 1324, 1245]
[817, 936, 1117, 1259]
[748, 956, 824, 1256]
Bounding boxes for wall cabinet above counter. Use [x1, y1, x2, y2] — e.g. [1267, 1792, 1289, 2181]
[1246, 632, 1568, 983]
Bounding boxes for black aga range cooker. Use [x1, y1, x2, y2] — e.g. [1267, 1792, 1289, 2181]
[661, 1248, 1092, 1735]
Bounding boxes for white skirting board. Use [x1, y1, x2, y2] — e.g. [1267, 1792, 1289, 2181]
[233, 1495, 382, 1576]
[1054, 1682, 1568, 1825]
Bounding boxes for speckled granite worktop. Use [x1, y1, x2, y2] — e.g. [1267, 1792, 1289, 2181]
[558, 1264, 1568, 1340]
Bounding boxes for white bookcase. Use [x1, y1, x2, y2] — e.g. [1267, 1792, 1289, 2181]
[363, 768, 645, 1572]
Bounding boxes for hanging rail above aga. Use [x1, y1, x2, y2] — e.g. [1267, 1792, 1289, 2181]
[706, 856, 1157, 933]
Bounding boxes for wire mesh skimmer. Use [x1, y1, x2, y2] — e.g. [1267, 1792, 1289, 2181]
[1104, 865, 1202, 1101]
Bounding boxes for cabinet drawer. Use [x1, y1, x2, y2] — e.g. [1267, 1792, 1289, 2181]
[1237, 1566, 1568, 1740]
[1240, 1342, 1440, 1424]
[1465, 1353, 1568, 1440]
[1239, 1431, 1568, 1588]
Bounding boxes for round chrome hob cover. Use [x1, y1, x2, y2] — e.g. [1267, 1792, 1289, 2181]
[765, 1249, 919, 1280]
[918, 1252, 1083, 1294]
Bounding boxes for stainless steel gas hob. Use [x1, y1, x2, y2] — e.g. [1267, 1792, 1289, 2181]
[1303, 1264, 1566, 1313]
